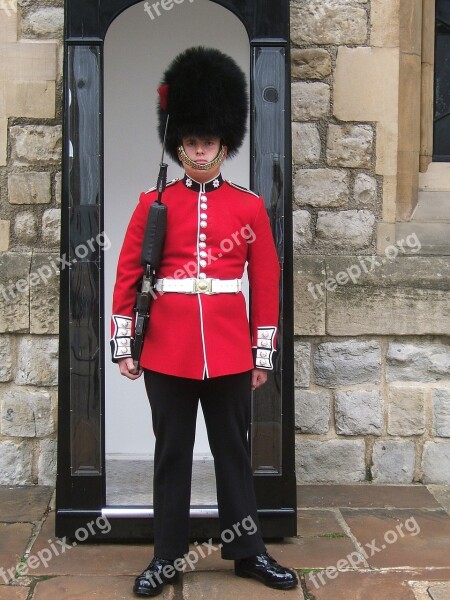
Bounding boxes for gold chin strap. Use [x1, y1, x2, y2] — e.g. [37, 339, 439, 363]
[177, 145, 225, 170]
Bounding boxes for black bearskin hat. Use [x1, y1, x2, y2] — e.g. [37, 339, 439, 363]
[157, 46, 248, 163]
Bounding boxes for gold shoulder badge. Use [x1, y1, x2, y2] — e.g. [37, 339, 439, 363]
[226, 181, 259, 197]
[145, 178, 179, 194]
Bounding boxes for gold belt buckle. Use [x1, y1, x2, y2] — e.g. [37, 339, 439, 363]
[194, 278, 212, 294]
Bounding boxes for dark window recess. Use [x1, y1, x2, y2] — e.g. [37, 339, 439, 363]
[434, 0, 450, 161]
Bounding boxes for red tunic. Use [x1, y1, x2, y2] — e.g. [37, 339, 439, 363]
[111, 173, 280, 379]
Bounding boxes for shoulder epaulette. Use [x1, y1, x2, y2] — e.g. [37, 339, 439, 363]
[226, 180, 259, 197]
[145, 178, 179, 194]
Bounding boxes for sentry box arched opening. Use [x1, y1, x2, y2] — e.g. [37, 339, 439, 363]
[57, 0, 296, 541]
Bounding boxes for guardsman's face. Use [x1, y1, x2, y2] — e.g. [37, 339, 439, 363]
[180, 136, 227, 182]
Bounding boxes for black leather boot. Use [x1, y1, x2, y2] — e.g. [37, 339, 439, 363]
[235, 552, 298, 590]
[133, 557, 180, 597]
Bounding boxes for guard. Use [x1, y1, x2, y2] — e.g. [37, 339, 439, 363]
[111, 46, 298, 595]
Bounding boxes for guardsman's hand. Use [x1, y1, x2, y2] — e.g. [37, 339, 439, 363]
[251, 368, 268, 391]
[118, 357, 143, 380]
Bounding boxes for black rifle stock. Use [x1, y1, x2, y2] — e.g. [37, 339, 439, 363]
[132, 163, 168, 369]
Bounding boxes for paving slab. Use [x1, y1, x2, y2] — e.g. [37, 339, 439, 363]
[427, 486, 450, 516]
[0, 587, 29, 600]
[428, 582, 450, 600]
[29, 512, 153, 577]
[297, 509, 346, 537]
[265, 537, 358, 570]
[30, 575, 166, 600]
[413, 192, 450, 222]
[0, 487, 53, 522]
[341, 509, 450, 568]
[304, 571, 420, 600]
[0, 523, 34, 582]
[297, 485, 442, 509]
[182, 570, 304, 599]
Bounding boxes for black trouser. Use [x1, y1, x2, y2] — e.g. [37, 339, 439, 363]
[144, 369, 266, 560]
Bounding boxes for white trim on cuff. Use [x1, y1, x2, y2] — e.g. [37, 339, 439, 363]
[254, 326, 276, 370]
[111, 315, 133, 360]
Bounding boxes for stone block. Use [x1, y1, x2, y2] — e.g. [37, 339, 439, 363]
[371, 0, 400, 47]
[295, 389, 330, 434]
[334, 47, 399, 178]
[423, 442, 450, 484]
[399, 0, 422, 55]
[54, 171, 61, 204]
[433, 389, 450, 438]
[0, 117, 7, 166]
[38, 438, 57, 486]
[295, 439, 366, 483]
[0, 441, 33, 485]
[293, 209, 313, 252]
[0, 4, 18, 43]
[41, 208, 60, 246]
[376, 123, 399, 181]
[292, 122, 321, 166]
[15, 336, 58, 386]
[8, 172, 51, 204]
[314, 340, 381, 388]
[4, 81, 55, 118]
[372, 440, 415, 483]
[0, 42, 57, 81]
[0, 252, 31, 332]
[14, 211, 38, 245]
[388, 386, 426, 435]
[294, 340, 311, 388]
[1, 389, 54, 437]
[421, 0, 436, 66]
[326, 257, 450, 336]
[294, 256, 326, 336]
[10, 125, 62, 166]
[315, 210, 375, 250]
[291, 48, 331, 80]
[387, 341, 450, 382]
[294, 169, 349, 208]
[377, 222, 396, 254]
[335, 390, 383, 435]
[398, 54, 421, 154]
[291, 1, 368, 46]
[291, 82, 330, 121]
[0, 335, 13, 381]
[326, 124, 373, 168]
[0, 220, 10, 251]
[334, 47, 399, 122]
[354, 173, 377, 207]
[21, 7, 64, 38]
[30, 253, 59, 334]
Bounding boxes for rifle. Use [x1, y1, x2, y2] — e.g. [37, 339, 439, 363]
[132, 120, 169, 370]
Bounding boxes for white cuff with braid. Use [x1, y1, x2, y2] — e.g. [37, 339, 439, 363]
[253, 326, 277, 370]
[111, 315, 133, 361]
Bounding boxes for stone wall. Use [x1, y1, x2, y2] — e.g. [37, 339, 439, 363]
[0, 0, 63, 484]
[0, 0, 449, 486]
[292, 0, 450, 484]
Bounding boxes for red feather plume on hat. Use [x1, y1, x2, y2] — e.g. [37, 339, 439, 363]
[158, 84, 169, 112]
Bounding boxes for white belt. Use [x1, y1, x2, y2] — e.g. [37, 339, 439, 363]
[154, 277, 242, 295]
